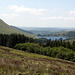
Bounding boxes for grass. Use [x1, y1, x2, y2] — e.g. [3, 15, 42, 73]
[0, 19, 36, 38]
[0, 46, 75, 75]
[65, 39, 75, 44]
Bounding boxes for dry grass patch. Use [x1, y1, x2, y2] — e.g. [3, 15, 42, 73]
[0, 46, 75, 75]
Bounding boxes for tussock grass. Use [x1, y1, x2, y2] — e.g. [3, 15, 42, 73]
[0, 46, 75, 75]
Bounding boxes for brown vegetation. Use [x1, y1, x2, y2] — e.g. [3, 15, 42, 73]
[0, 46, 75, 75]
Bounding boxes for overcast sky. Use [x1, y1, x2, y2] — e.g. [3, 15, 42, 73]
[0, 0, 75, 28]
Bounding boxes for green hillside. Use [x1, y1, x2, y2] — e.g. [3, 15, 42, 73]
[0, 19, 36, 38]
[59, 31, 75, 38]
[0, 46, 75, 75]
[11, 26, 33, 34]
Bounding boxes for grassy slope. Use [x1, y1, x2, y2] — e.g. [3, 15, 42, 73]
[0, 46, 75, 75]
[65, 39, 75, 44]
[11, 26, 33, 34]
[60, 31, 75, 43]
[0, 19, 36, 38]
[59, 30, 75, 37]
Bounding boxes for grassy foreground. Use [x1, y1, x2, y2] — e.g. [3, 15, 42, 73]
[0, 46, 75, 75]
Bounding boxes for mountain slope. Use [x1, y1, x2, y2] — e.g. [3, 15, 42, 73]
[11, 26, 33, 34]
[0, 19, 36, 38]
[0, 46, 75, 75]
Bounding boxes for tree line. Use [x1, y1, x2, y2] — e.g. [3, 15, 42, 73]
[0, 33, 75, 51]
[38, 38, 75, 51]
[0, 33, 75, 62]
[0, 34, 37, 48]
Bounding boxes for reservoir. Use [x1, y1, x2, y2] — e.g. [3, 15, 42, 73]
[38, 36, 69, 40]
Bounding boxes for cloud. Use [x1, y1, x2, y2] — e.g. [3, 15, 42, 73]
[69, 10, 75, 16]
[41, 16, 75, 20]
[0, 13, 19, 19]
[9, 5, 48, 15]
[63, 10, 75, 16]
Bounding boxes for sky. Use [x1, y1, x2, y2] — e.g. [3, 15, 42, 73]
[0, 0, 75, 28]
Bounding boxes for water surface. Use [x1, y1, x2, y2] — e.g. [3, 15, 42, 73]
[38, 36, 69, 40]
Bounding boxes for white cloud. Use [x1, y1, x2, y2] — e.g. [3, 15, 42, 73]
[63, 10, 75, 16]
[9, 5, 48, 15]
[69, 10, 75, 16]
[0, 13, 19, 19]
[41, 16, 75, 20]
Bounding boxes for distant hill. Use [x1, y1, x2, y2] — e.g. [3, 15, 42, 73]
[0, 19, 36, 38]
[21, 27, 75, 35]
[11, 26, 33, 34]
[59, 31, 75, 38]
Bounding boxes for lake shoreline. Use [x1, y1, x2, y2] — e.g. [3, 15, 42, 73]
[38, 36, 69, 40]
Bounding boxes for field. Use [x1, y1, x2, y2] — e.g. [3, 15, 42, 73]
[0, 46, 75, 75]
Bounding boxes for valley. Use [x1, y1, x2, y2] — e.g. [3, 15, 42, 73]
[0, 0, 75, 75]
[0, 19, 75, 75]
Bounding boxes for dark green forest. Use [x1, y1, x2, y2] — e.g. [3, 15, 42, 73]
[0, 33, 75, 62]
[0, 34, 37, 47]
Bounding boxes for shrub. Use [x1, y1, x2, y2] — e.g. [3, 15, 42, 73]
[14, 43, 75, 62]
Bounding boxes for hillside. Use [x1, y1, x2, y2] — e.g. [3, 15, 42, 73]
[59, 31, 75, 38]
[21, 27, 75, 35]
[0, 46, 75, 75]
[11, 26, 33, 34]
[21, 27, 67, 35]
[0, 19, 36, 38]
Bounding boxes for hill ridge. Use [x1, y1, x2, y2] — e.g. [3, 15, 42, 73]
[0, 19, 36, 38]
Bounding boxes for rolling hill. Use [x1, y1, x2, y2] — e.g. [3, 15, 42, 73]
[0, 46, 75, 75]
[11, 26, 33, 34]
[21, 27, 75, 35]
[0, 19, 36, 38]
[59, 31, 75, 38]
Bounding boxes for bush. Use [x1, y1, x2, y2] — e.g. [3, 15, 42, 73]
[14, 43, 75, 62]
